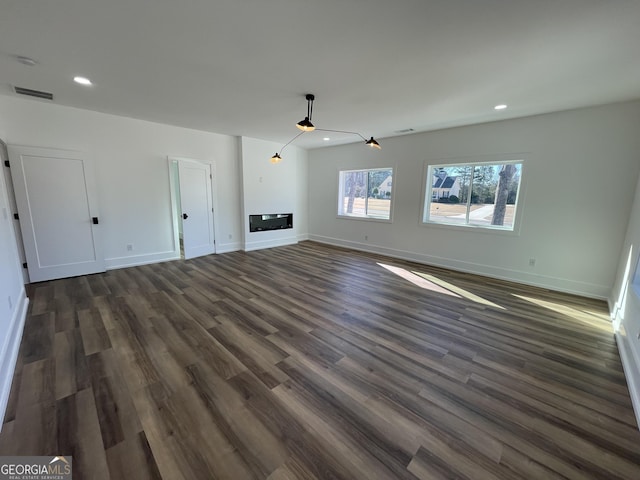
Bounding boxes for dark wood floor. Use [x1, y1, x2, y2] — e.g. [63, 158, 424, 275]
[1, 241, 639, 479]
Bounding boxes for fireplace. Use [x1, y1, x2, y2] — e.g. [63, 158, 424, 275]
[249, 213, 293, 232]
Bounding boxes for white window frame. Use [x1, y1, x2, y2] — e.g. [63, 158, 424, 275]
[422, 157, 524, 233]
[337, 167, 394, 222]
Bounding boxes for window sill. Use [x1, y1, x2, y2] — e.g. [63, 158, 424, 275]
[421, 220, 520, 235]
[337, 214, 392, 224]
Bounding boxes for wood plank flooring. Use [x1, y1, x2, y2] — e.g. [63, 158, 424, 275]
[1, 241, 639, 479]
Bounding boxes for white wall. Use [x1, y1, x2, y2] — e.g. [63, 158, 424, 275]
[296, 146, 309, 242]
[240, 137, 306, 251]
[0, 141, 29, 427]
[610, 171, 640, 424]
[0, 95, 243, 266]
[308, 101, 640, 298]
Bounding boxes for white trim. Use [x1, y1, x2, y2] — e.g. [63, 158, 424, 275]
[167, 157, 182, 259]
[0, 288, 29, 429]
[308, 234, 609, 299]
[215, 242, 242, 254]
[616, 331, 640, 429]
[244, 236, 298, 252]
[105, 251, 179, 270]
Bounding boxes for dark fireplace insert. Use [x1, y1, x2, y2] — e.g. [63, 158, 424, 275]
[249, 213, 293, 232]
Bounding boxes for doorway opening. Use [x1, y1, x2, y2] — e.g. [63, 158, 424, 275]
[168, 157, 217, 260]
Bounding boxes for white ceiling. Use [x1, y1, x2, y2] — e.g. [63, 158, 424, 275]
[1, 0, 639, 149]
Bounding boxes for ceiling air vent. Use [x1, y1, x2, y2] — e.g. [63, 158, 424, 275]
[14, 86, 54, 100]
[394, 128, 415, 134]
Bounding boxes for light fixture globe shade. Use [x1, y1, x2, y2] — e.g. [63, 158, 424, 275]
[270, 153, 282, 164]
[296, 117, 315, 132]
[366, 137, 381, 149]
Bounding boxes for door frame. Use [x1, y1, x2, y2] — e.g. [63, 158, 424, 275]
[167, 156, 218, 258]
[0, 140, 28, 283]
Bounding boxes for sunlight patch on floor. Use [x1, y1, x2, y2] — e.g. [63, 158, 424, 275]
[512, 294, 613, 333]
[377, 263, 505, 309]
[377, 263, 460, 297]
[413, 271, 505, 310]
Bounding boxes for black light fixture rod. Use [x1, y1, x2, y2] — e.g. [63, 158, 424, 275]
[306, 94, 315, 121]
[314, 128, 368, 142]
[278, 131, 306, 156]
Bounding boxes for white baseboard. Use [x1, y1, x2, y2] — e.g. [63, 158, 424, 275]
[215, 241, 242, 254]
[0, 288, 29, 429]
[616, 331, 640, 429]
[244, 236, 298, 252]
[307, 235, 609, 299]
[104, 250, 180, 270]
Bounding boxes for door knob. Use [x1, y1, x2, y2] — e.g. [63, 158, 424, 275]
[182, 213, 188, 220]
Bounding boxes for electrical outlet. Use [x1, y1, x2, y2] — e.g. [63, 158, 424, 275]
[528, 258, 536, 267]
[126, 244, 134, 251]
[228, 234, 232, 240]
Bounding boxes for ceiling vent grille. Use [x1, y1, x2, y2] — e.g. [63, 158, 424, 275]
[14, 86, 54, 100]
[394, 128, 415, 134]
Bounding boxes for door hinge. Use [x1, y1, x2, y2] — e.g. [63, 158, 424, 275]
[210, 174, 212, 179]
[22, 262, 27, 269]
[13, 213, 19, 220]
[3, 160, 9, 168]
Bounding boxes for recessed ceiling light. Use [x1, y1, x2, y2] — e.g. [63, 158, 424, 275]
[323, 137, 330, 141]
[73, 76, 92, 86]
[494, 104, 507, 110]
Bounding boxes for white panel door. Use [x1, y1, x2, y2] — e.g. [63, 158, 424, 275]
[8, 145, 105, 282]
[178, 159, 215, 259]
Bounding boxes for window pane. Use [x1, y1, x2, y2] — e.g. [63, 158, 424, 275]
[367, 169, 392, 219]
[341, 170, 366, 216]
[468, 165, 497, 226]
[428, 166, 469, 224]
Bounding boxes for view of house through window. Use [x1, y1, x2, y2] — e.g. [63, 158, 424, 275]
[338, 168, 393, 220]
[424, 161, 523, 230]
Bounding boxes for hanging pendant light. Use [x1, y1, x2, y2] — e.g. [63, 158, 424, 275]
[296, 94, 316, 132]
[271, 93, 380, 162]
[296, 117, 315, 132]
[270, 153, 282, 164]
[365, 136, 381, 149]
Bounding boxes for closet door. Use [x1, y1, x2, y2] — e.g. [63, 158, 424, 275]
[9, 145, 104, 282]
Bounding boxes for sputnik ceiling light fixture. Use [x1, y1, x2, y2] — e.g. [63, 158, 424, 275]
[271, 93, 381, 164]
[296, 93, 316, 132]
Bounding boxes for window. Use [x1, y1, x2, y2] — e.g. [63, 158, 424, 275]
[338, 168, 393, 220]
[423, 160, 523, 230]
[633, 254, 640, 299]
